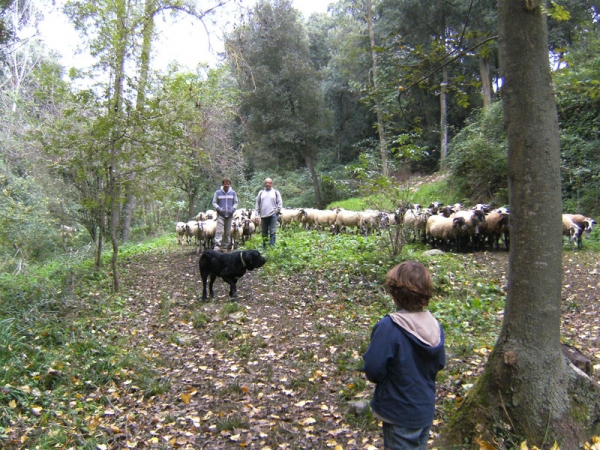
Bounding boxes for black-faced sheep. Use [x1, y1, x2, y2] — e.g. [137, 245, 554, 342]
[452, 209, 487, 251]
[425, 215, 467, 250]
[481, 208, 510, 250]
[242, 218, 256, 244]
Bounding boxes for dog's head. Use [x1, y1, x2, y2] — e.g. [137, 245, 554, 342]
[243, 250, 266, 271]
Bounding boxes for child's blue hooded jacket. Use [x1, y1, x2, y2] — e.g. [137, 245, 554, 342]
[362, 311, 445, 429]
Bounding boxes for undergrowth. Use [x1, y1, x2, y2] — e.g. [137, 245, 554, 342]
[3, 210, 595, 447]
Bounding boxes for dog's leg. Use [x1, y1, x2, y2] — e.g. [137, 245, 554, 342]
[209, 274, 217, 298]
[221, 277, 238, 299]
[201, 271, 209, 301]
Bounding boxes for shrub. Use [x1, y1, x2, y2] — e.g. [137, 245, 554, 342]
[445, 102, 508, 205]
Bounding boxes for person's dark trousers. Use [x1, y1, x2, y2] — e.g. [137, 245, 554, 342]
[261, 214, 278, 247]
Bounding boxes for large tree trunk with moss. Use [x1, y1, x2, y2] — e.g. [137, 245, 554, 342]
[438, 0, 600, 447]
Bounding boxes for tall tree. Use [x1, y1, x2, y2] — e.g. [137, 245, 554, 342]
[63, 0, 228, 288]
[226, 0, 331, 208]
[312, 4, 374, 167]
[157, 66, 242, 219]
[439, 0, 600, 446]
[363, 0, 388, 176]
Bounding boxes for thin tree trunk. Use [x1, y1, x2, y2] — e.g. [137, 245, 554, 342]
[303, 149, 322, 209]
[365, 0, 388, 177]
[107, 0, 129, 293]
[188, 193, 197, 221]
[438, 1, 448, 162]
[121, 184, 135, 241]
[95, 206, 105, 270]
[440, 65, 448, 160]
[479, 56, 492, 108]
[121, 0, 156, 242]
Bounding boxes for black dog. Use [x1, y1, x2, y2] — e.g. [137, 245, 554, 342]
[199, 250, 266, 301]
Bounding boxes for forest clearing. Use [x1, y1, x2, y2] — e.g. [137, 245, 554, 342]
[4, 232, 599, 449]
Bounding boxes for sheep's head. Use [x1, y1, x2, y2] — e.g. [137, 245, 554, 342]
[429, 201, 443, 213]
[453, 217, 467, 230]
[439, 206, 454, 217]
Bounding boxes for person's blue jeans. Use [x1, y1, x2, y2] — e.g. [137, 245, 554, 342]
[382, 423, 431, 450]
[261, 214, 278, 247]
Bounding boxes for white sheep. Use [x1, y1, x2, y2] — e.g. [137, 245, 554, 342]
[314, 209, 338, 231]
[185, 220, 200, 246]
[361, 210, 386, 235]
[230, 220, 244, 250]
[198, 219, 217, 252]
[481, 208, 510, 250]
[176, 222, 187, 245]
[403, 208, 431, 241]
[299, 208, 319, 230]
[452, 209, 487, 251]
[333, 209, 363, 234]
[278, 208, 304, 229]
[563, 214, 596, 249]
[242, 218, 256, 244]
[562, 215, 584, 251]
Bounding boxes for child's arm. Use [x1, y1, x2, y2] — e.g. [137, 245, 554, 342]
[362, 317, 397, 383]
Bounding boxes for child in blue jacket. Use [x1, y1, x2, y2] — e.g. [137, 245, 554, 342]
[363, 261, 445, 450]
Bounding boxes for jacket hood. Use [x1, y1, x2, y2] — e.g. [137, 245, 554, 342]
[389, 310, 441, 348]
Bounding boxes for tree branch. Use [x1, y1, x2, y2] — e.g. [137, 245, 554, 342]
[397, 35, 497, 103]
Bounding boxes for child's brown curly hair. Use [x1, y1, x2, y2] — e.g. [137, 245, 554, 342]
[385, 261, 433, 311]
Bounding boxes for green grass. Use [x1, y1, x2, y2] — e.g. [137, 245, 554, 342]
[409, 178, 462, 206]
[327, 177, 462, 212]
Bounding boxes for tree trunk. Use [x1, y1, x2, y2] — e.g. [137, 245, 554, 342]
[365, 0, 388, 177]
[188, 192, 197, 221]
[107, 0, 128, 293]
[437, 0, 449, 162]
[479, 55, 492, 108]
[121, 183, 135, 242]
[110, 175, 120, 293]
[440, 65, 448, 161]
[303, 149, 322, 209]
[121, 0, 156, 242]
[438, 1, 600, 447]
[95, 210, 105, 270]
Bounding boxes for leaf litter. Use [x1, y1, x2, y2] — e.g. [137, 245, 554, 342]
[14, 247, 598, 449]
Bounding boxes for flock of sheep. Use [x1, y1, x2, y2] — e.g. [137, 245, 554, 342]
[176, 209, 260, 253]
[175, 203, 597, 253]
